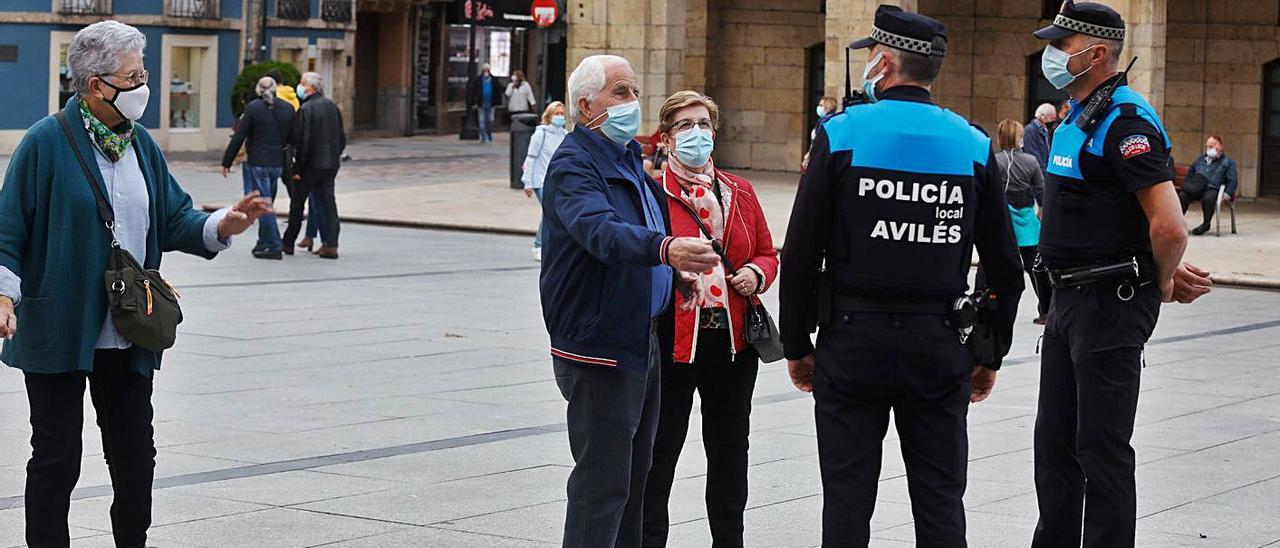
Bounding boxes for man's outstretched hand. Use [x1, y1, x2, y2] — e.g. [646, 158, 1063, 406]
[217, 191, 274, 240]
[667, 237, 719, 274]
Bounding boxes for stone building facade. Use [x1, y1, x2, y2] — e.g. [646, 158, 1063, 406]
[567, 0, 1280, 197]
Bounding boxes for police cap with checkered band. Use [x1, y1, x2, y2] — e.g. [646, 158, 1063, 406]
[1034, 0, 1126, 41]
[848, 5, 947, 58]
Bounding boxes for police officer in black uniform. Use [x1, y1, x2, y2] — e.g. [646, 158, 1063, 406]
[779, 6, 1025, 547]
[1030, 3, 1213, 547]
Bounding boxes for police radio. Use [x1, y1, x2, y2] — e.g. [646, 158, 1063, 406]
[842, 46, 871, 108]
[1075, 56, 1138, 135]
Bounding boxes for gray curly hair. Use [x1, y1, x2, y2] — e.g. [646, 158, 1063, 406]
[68, 21, 147, 95]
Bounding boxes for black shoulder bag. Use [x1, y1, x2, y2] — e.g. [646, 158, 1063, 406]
[270, 101, 297, 185]
[669, 177, 784, 363]
[55, 111, 183, 352]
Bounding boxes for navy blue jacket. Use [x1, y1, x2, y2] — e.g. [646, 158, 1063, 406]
[539, 128, 675, 372]
[1187, 153, 1238, 196]
[1023, 119, 1050, 170]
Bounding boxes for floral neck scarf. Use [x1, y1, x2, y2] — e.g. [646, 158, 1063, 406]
[79, 98, 135, 163]
[668, 156, 732, 312]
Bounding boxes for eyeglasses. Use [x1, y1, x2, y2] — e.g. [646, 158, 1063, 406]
[97, 69, 149, 87]
[671, 118, 714, 133]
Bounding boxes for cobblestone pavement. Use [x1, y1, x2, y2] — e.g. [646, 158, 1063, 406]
[0, 224, 1278, 547]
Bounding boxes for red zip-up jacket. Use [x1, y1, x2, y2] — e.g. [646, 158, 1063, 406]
[661, 167, 779, 364]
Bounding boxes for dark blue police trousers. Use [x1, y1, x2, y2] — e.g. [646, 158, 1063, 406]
[813, 311, 972, 548]
[555, 324, 661, 548]
[1033, 282, 1160, 548]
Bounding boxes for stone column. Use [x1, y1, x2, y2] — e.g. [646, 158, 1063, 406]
[1113, 0, 1168, 113]
[825, 0, 918, 102]
[565, 0, 686, 132]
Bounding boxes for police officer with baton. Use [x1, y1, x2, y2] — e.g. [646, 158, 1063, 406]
[1029, 2, 1213, 546]
[780, 5, 1025, 546]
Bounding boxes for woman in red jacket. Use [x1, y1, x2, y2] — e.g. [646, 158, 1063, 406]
[642, 91, 779, 548]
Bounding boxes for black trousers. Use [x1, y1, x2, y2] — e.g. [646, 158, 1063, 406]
[643, 330, 759, 548]
[555, 325, 662, 548]
[1032, 282, 1160, 548]
[283, 168, 340, 248]
[1178, 187, 1216, 228]
[813, 312, 972, 548]
[24, 350, 155, 548]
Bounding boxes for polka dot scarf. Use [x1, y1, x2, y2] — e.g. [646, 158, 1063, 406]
[668, 156, 731, 312]
[79, 98, 135, 163]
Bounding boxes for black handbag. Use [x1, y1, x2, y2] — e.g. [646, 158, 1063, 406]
[669, 177, 784, 363]
[55, 111, 183, 352]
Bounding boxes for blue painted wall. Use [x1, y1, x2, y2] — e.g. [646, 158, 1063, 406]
[0, 24, 53, 130]
[265, 28, 345, 43]
[114, 0, 164, 15]
[223, 0, 243, 19]
[217, 30, 240, 127]
[0, 0, 49, 12]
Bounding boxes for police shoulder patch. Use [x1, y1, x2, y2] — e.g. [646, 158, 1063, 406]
[1119, 134, 1152, 160]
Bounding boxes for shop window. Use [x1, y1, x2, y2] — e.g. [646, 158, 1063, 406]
[57, 43, 75, 111]
[169, 46, 205, 130]
[488, 31, 511, 77]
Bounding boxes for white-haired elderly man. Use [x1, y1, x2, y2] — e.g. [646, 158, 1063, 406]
[0, 20, 270, 547]
[539, 54, 719, 548]
[1024, 102, 1058, 170]
[282, 71, 345, 259]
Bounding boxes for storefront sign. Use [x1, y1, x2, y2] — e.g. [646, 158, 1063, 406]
[449, 0, 549, 28]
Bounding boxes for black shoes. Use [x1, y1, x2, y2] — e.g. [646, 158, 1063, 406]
[1191, 224, 1210, 235]
[252, 249, 283, 260]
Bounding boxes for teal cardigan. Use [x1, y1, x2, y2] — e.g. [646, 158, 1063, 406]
[0, 98, 217, 377]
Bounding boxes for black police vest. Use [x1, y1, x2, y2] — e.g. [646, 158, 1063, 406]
[822, 99, 991, 298]
[1040, 86, 1172, 267]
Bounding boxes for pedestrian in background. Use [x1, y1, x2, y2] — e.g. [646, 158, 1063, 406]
[642, 90, 779, 548]
[283, 72, 345, 259]
[1023, 102, 1057, 170]
[986, 118, 1050, 324]
[521, 100, 568, 262]
[540, 54, 719, 548]
[0, 21, 271, 547]
[468, 63, 498, 144]
[506, 69, 537, 123]
[220, 76, 295, 260]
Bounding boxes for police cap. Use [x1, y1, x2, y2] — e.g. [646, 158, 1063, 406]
[1034, 0, 1126, 41]
[848, 5, 947, 58]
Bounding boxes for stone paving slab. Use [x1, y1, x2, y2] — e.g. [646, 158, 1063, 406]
[0, 222, 1277, 547]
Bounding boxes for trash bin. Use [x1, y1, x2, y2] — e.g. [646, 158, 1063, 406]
[509, 113, 541, 189]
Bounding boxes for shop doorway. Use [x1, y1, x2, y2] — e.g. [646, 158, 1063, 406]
[353, 11, 381, 131]
[803, 42, 825, 153]
[1263, 59, 1280, 196]
[1026, 50, 1068, 123]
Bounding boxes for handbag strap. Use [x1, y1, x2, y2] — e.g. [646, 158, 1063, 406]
[54, 111, 117, 232]
[667, 175, 738, 275]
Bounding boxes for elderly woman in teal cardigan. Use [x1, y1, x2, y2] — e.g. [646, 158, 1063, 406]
[0, 21, 269, 547]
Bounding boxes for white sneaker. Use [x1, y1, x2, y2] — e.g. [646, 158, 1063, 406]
[532, 247, 542, 262]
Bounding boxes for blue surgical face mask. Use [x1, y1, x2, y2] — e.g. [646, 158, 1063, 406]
[588, 100, 641, 146]
[862, 52, 886, 103]
[674, 127, 714, 168]
[296, 85, 307, 100]
[816, 105, 827, 117]
[551, 114, 566, 128]
[1041, 44, 1097, 90]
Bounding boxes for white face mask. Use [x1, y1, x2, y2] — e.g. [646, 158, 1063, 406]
[100, 78, 150, 122]
[1206, 147, 1219, 159]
